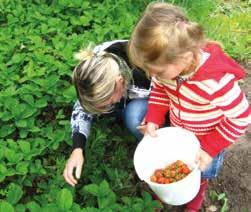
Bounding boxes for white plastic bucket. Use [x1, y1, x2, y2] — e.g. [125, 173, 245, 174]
[133, 127, 201, 205]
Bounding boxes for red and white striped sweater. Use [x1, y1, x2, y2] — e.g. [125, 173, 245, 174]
[145, 44, 251, 157]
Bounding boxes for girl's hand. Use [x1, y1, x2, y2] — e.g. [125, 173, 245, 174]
[137, 121, 159, 137]
[137, 118, 147, 135]
[63, 148, 84, 187]
[195, 149, 213, 171]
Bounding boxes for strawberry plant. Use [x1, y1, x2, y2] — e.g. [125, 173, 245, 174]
[0, 0, 249, 211]
[209, 190, 228, 212]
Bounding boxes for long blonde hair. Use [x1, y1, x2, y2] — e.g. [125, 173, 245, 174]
[128, 2, 206, 74]
[73, 44, 132, 114]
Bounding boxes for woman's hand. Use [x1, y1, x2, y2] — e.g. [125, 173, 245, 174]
[63, 148, 84, 187]
[137, 120, 159, 137]
[195, 149, 213, 171]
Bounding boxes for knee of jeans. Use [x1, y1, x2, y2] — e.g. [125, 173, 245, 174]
[124, 100, 147, 124]
[129, 125, 143, 140]
[123, 99, 147, 140]
[124, 110, 144, 140]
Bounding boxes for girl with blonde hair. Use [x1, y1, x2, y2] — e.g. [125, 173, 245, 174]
[129, 2, 251, 211]
[63, 40, 151, 187]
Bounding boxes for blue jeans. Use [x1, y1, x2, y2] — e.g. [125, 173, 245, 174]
[201, 151, 225, 179]
[122, 98, 148, 140]
[121, 98, 170, 140]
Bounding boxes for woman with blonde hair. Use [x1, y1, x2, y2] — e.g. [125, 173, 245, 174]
[63, 40, 151, 187]
[129, 2, 250, 211]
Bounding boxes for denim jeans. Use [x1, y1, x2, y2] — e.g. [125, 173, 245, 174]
[119, 98, 171, 140]
[122, 98, 148, 140]
[201, 151, 225, 179]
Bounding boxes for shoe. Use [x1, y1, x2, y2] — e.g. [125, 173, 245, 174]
[185, 179, 209, 211]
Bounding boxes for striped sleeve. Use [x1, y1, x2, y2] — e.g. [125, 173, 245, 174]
[145, 80, 170, 126]
[199, 79, 251, 157]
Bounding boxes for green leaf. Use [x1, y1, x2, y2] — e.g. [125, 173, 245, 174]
[53, 129, 65, 142]
[0, 125, 15, 138]
[1, 87, 17, 97]
[16, 119, 27, 128]
[11, 103, 26, 117]
[15, 204, 26, 212]
[26, 201, 41, 212]
[218, 193, 226, 200]
[7, 183, 23, 205]
[19, 129, 28, 138]
[81, 207, 99, 212]
[5, 148, 23, 163]
[141, 191, 162, 211]
[58, 120, 69, 126]
[7, 139, 18, 150]
[20, 106, 37, 119]
[18, 140, 31, 154]
[23, 178, 33, 187]
[0, 111, 13, 121]
[7, 53, 26, 66]
[0, 164, 7, 182]
[209, 190, 218, 201]
[70, 16, 90, 26]
[44, 75, 59, 89]
[35, 99, 47, 108]
[0, 148, 4, 160]
[71, 203, 82, 212]
[28, 35, 44, 47]
[84, 184, 99, 196]
[16, 161, 29, 175]
[142, 191, 152, 202]
[41, 203, 60, 212]
[98, 181, 116, 209]
[56, 188, 73, 211]
[0, 201, 14, 212]
[5, 168, 16, 177]
[62, 86, 76, 101]
[0, 164, 7, 174]
[29, 126, 41, 133]
[21, 94, 34, 105]
[221, 198, 228, 212]
[0, 175, 5, 183]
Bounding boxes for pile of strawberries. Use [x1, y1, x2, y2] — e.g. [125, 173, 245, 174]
[150, 160, 191, 184]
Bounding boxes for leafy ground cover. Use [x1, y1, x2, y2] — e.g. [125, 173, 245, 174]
[0, 0, 250, 211]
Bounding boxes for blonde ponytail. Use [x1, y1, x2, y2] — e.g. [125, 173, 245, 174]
[74, 43, 95, 62]
[74, 49, 93, 62]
